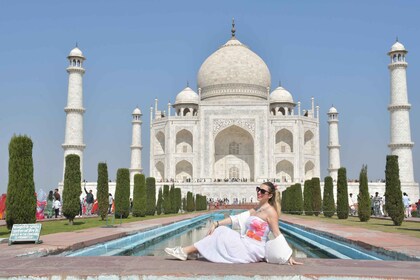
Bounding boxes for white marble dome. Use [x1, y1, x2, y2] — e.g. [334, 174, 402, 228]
[390, 41, 406, 52]
[132, 107, 142, 115]
[197, 37, 271, 99]
[175, 87, 199, 104]
[270, 86, 294, 104]
[68, 47, 84, 58]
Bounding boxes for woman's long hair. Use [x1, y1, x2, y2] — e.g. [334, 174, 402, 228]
[48, 190, 54, 201]
[262, 181, 281, 217]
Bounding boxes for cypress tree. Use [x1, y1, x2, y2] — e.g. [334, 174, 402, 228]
[323, 176, 335, 218]
[312, 177, 322, 216]
[6, 135, 36, 229]
[163, 185, 171, 214]
[295, 183, 304, 215]
[175, 188, 181, 214]
[281, 190, 286, 213]
[385, 155, 404, 226]
[182, 197, 187, 212]
[303, 180, 313, 216]
[187, 192, 194, 212]
[156, 188, 163, 215]
[114, 168, 130, 219]
[132, 174, 146, 217]
[170, 185, 176, 213]
[195, 194, 200, 211]
[358, 165, 371, 222]
[62, 154, 81, 225]
[146, 177, 156, 216]
[337, 167, 349, 219]
[97, 162, 109, 220]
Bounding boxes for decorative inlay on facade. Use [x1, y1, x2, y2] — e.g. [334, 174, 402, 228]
[201, 83, 267, 100]
[213, 118, 255, 136]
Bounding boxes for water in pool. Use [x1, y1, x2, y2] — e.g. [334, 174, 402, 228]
[124, 218, 336, 259]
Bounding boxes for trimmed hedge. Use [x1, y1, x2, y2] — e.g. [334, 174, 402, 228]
[97, 162, 109, 220]
[163, 185, 171, 214]
[385, 155, 404, 226]
[114, 168, 130, 219]
[337, 167, 349, 219]
[146, 177, 156, 216]
[132, 174, 146, 217]
[312, 177, 322, 217]
[358, 165, 371, 222]
[156, 187, 163, 215]
[322, 176, 335, 218]
[303, 180, 313, 216]
[187, 192, 194, 212]
[62, 154, 81, 225]
[6, 135, 37, 229]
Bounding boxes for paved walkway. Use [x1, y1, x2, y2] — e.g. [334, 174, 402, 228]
[0, 213, 419, 279]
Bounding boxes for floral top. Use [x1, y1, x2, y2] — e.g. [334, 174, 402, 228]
[245, 216, 270, 242]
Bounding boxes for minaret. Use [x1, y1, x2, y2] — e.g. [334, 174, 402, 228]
[130, 107, 143, 183]
[327, 106, 340, 181]
[388, 40, 414, 183]
[62, 46, 86, 180]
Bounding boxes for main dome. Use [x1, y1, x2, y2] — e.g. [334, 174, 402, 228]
[197, 36, 271, 100]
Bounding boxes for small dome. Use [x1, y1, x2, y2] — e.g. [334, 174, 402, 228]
[68, 47, 84, 58]
[270, 86, 294, 104]
[132, 107, 142, 115]
[390, 41, 406, 52]
[328, 106, 338, 114]
[175, 87, 199, 105]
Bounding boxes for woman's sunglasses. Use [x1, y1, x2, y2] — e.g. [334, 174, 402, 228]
[256, 186, 270, 195]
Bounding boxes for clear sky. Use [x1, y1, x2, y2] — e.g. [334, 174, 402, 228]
[1, 1, 419, 195]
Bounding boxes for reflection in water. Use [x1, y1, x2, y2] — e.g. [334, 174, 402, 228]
[128, 219, 336, 259]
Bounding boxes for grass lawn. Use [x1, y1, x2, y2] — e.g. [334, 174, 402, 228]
[281, 214, 420, 239]
[0, 212, 190, 238]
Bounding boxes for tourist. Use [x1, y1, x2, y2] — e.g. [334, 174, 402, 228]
[53, 198, 61, 218]
[84, 186, 94, 215]
[373, 192, 383, 217]
[78, 191, 83, 217]
[349, 193, 357, 216]
[108, 193, 113, 214]
[165, 182, 302, 265]
[403, 192, 411, 218]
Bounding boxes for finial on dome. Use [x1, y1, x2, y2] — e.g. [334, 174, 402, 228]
[187, 81, 189, 87]
[76, 42, 78, 48]
[231, 18, 236, 37]
[279, 80, 281, 87]
[396, 36, 399, 42]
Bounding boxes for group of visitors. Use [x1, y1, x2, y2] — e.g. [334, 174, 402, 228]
[45, 188, 62, 219]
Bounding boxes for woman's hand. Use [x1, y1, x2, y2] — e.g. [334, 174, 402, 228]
[288, 257, 303, 266]
[207, 222, 217, 235]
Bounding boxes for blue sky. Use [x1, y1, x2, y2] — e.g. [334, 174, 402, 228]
[0, 1, 419, 195]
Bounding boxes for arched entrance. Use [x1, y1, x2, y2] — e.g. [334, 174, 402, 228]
[214, 125, 254, 181]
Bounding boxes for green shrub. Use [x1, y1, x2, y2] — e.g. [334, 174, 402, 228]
[6, 136, 37, 229]
[295, 183, 304, 215]
[170, 185, 176, 213]
[162, 185, 171, 214]
[337, 167, 349, 219]
[146, 177, 156, 216]
[62, 154, 81, 225]
[323, 176, 335, 218]
[303, 180, 313, 216]
[156, 187, 163, 215]
[385, 155, 404, 226]
[358, 165, 371, 222]
[187, 192, 194, 212]
[132, 174, 146, 217]
[312, 178, 322, 216]
[182, 197, 187, 211]
[175, 188, 181, 214]
[97, 163, 109, 220]
[114, 168, 130, 219]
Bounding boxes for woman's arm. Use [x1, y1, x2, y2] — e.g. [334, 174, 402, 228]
[207, 216, 232, 235]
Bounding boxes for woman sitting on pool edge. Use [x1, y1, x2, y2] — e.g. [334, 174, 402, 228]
[165, 181, 302, 265]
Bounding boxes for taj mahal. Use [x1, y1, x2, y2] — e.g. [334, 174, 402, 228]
[59, 23, 419, 202]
